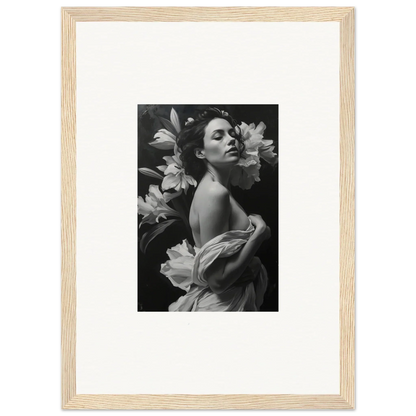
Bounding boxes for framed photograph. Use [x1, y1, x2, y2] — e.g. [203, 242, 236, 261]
[62, 7, 354, 409]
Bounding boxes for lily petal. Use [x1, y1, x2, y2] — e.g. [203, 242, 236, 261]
[149, 138, 176, 150]
[149, 129, 176, 149]
[238, 121, 250, 138]
[163, 189, 183, 203]
[165, 164, 181, 176]
[162, 155, 176, 165]
[260, 151, 278, 167]
[145, 194, 158, 208]
[167, 239, 195, 259]
[148, 184, 163, 200]
[254, 121, 267, 135]
[156, 165, 168, 172]
[162, 174, 181, 191]
[138, 168, 164, 180]
[154, 128, 176, 141]
[185, 174, 197, 187]
[170, 108, 181, 134]
[174, 156, 182, 167]
[261, 139, 273, 147]
[137, 196, 154, 216]
[181, 179, 189, 193]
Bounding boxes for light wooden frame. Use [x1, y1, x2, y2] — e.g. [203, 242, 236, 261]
[62, 7, 355, 410]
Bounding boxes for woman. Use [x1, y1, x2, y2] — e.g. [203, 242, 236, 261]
[162, 107, 271, 311]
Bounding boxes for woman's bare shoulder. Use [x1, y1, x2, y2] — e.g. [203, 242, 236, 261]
[194, 179, 229, 199]
[205, 181, 229, 198]
[194, 181, 230, 211]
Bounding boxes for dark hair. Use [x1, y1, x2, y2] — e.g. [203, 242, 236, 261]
[176, 107, 244, 182]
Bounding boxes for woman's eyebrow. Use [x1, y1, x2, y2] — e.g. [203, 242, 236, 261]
[211, 129, 224, 136]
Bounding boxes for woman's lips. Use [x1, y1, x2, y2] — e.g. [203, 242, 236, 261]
[226, 147, 238, 154]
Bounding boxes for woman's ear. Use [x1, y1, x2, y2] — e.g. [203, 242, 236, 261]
[194, 148, 205, 159]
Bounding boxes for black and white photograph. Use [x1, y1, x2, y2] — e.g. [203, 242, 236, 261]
[138, 105, 278, 311]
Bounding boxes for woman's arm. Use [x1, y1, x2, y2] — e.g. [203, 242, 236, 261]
[199, 183, 270, 294]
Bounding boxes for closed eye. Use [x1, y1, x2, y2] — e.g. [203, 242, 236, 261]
[211, 129, 224, 140]
[211, 128, 237, 140]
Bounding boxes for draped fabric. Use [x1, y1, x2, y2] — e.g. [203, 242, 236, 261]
[160, 222, 268, 311]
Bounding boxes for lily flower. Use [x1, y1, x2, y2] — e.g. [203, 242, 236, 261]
[160, 239, 196, 291]
[239, 121, 278, 167]
[137, 184, 181, 227]
[230, 155, 261, 190]
[147, 107, 198, 201]
[149, 108, 182, 149]
[166, 239, 196, 259]
[230, 121, 277, 190]
[157, 146, 197, 197]
[149, 129, 176, 150]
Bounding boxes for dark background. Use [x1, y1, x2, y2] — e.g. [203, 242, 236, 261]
[138, 105, 278, 311]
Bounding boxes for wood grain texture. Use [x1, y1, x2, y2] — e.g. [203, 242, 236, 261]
[61, 8, 76, 408]
[63, 6, 353, 22]
[61, 6, 355, 410]
[339, 8, 355, 409]
[63, 394, 352, 410]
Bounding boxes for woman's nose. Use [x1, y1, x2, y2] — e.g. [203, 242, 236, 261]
[227, 137, 236, 145]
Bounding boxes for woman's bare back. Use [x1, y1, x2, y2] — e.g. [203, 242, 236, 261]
[189, 179, 250, 248]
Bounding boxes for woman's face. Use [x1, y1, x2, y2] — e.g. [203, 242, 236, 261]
[200, 118, 240, 169]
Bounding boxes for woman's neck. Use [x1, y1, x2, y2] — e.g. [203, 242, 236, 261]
[205, 164, 231, 188]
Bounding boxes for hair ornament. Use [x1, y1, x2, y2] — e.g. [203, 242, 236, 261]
[185, 117, 194, 126]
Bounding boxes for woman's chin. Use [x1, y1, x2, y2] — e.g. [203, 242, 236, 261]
[225, 151, 240, 161]
[223, 158, 239, 168]
[230, 155, 240, 164]
[207, 157, 240, 171]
